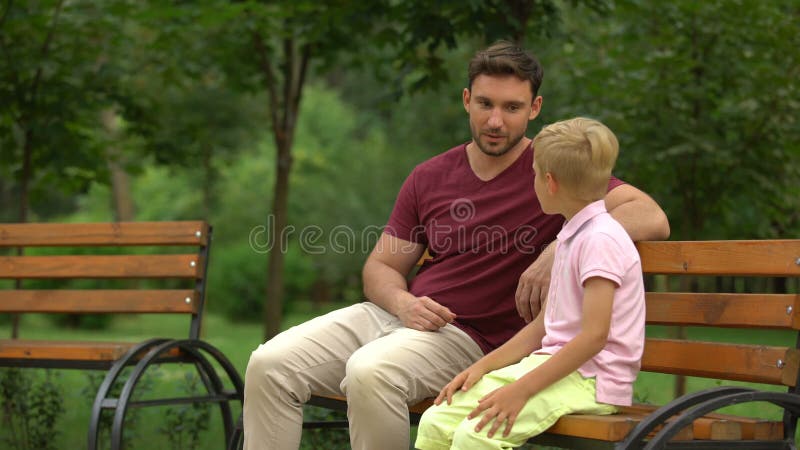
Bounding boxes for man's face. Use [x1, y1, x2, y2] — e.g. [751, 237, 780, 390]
[464, 74, 542, 157]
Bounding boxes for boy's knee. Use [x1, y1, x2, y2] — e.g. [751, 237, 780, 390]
[452, 419, 490, 448]
[416, 408, 450, 443]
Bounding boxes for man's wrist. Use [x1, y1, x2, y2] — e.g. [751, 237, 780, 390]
[388, 289, 415, 315]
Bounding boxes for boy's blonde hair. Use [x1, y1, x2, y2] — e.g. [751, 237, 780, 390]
[532, 117, 619, 202]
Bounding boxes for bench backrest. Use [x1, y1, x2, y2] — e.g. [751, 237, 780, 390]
[637, 240, 800, 388]
[0, 221, 211, 339]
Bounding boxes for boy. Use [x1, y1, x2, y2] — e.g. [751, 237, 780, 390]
[415, 117, 646, 449]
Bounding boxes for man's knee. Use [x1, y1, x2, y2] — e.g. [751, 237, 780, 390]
[245, 344, 289, 390]
[343, 353, 400, 398]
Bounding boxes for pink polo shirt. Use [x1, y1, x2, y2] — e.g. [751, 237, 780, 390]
[538, 200, 645, 406]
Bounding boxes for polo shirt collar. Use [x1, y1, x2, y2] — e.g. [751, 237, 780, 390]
[556, 200, 607, 242]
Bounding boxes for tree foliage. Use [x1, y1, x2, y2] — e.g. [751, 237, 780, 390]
[539, 0, 800, 239]
[3, 0, 798, 339]
[0, 1, 130, 219]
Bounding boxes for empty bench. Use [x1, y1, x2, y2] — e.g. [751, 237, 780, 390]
[288, 240, 800, 449]
[0, 221, 243, 450]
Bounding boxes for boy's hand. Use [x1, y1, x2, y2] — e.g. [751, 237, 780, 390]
[468, 382, 531, 438]
[434, 363, 488, 406]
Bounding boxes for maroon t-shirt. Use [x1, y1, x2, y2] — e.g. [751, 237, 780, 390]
[385, 142, 625, 354]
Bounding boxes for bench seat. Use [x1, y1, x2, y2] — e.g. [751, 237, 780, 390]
[280, 240, 800, 450]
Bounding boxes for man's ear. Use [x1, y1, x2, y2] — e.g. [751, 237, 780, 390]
[529, 95, 543, 120]
[463, 88, 471, 113]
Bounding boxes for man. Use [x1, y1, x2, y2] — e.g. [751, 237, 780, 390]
[243, 41, 670, 450]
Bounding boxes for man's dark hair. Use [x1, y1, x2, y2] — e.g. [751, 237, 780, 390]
[468, 41, 544, 98]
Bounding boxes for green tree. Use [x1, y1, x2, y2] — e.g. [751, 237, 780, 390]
[179, 0, 604, 340]
[0, 1, 135, 221]
[0, 0, 133, 337]
[540, 0, 800, 239]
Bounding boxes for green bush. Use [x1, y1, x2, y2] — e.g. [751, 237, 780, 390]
[208, 241, 316, 321]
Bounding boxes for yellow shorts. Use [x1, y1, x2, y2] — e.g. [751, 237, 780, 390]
[415, 353, 618, 450]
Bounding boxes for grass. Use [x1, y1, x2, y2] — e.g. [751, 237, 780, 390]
[1, 309, 798, 449]
[0, 301, 353, 450]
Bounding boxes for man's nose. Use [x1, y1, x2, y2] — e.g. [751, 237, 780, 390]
[487, 108, 503, 128]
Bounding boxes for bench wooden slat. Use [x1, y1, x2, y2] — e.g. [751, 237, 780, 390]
[622, 404, 783, 440]
[322, 394, 780, 442]
[645, 292, 798, 329]
[637, 240, 800, 276]
[546, 410, 695, 442]
[0, 339, 184, 362]
[0, 221, 208, 247]
[641, 338, 799, 386]
[0, 254, 202, 279]
[713, 415, 784, 440]
[0, 290, 198, 313]
[0, 339, 132, 361]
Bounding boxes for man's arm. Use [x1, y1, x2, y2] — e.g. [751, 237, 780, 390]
[604, 184, 671, 241]
[515, 184, 670, 322]
[362, 233, 456, 331]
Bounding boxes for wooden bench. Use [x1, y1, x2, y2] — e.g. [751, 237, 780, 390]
[229, 239, 800, 449]
[0, 221, 244, 450]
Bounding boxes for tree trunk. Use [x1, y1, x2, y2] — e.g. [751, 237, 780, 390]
[508, 0, 532, 45]
[264, 140, 292, 340]
[202, 143, 213, 221]
[11, 128, 33, 339]
[102, 109, 136, 222]
[254, 32, 310, 341]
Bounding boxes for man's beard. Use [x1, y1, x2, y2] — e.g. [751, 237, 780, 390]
[472, 127, 525, 158]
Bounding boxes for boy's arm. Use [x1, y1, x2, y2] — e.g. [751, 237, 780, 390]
[483, 309, 547, 370]
[470, 277, 616, 438]
[435, 311, 546, 405]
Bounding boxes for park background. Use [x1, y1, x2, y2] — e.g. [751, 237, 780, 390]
[1, 0, 799, 448]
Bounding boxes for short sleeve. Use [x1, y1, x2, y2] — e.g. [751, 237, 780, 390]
[385, 168, 428, 245]
[607, 174, 625, 192]
[579, 233, 626, 287]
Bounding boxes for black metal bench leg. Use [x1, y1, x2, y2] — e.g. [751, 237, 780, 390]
[228, 414, 244, 450]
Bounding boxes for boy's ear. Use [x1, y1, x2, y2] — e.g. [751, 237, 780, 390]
[545, 172, 558, 195]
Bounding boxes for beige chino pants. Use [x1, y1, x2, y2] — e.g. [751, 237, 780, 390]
[243, 302, 484, 450]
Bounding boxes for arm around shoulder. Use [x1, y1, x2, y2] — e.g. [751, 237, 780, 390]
[605, 184, 670, 241]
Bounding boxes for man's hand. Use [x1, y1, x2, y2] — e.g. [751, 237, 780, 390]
[515, 243, 555, 322]
[396, 295, 456, 331]
[469, 381, 531, 438]
[434, 362, 490, 406]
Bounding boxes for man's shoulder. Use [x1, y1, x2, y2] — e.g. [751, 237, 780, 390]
[412, 143, 468, 175]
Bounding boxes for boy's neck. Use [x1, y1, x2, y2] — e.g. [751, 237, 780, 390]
[558, 198, 593, 221]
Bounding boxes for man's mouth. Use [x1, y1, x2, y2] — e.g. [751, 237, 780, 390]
[483, 133, 506, 141]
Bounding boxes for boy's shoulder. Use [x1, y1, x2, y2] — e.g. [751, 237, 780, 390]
[579, 212, 639, 255]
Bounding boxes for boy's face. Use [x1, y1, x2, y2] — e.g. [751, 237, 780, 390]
[533, 161, 555, 214]
[463, 74, 542, 157]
